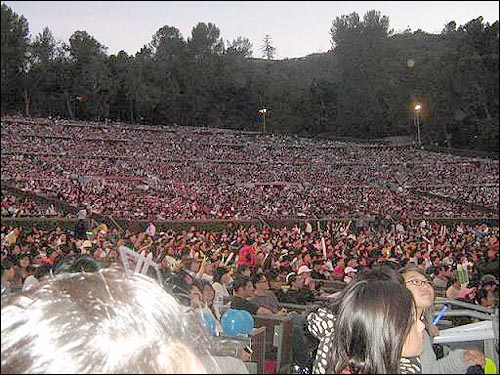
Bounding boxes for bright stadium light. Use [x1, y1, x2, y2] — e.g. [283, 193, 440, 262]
[414, 103, 422, 147]
[258, 108, 267, 133]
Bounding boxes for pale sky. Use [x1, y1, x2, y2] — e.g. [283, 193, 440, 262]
[2, 1, 499, 59]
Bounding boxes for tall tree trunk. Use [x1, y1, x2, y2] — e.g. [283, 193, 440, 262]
[129, 98, 135, 123]
[64, 91, 74, 119]
[23, 87, 30, 117]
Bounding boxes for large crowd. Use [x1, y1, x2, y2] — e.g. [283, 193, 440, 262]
[1, 115, 498, 220]
[1, 115, 498, 374]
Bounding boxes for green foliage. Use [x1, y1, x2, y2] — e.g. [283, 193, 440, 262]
[1, 9, 498, 154]
[226, 36, 253, 58]
[1, 3, 29, 113]
[260, 34, 276, 60]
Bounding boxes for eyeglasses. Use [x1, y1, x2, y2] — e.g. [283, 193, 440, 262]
[406, 279, 433, 288]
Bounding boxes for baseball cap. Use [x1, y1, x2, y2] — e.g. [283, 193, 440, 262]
[344, 266, 358, 274]
[297, 264, 312, 275]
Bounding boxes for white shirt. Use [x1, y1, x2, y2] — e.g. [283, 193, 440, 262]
[212, 281, 230, 320]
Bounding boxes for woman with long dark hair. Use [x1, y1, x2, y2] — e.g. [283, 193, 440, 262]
[326, 276, 425, 374]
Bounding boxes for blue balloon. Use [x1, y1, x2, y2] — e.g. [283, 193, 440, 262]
[236, 309, 254, 334]
[201, 311, 217, 335]
[221, 309, 254, 337]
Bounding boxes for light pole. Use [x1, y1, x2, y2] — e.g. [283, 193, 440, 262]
[258, 108, 267, 134]
[414, 104, 422, 147]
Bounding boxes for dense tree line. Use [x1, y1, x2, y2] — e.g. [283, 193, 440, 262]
[1, 4, 498, 153]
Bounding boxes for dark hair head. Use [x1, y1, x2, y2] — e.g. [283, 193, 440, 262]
[1, 259, 15, 272]
[232, 275, 251, 292]
[162, 271, 191, 306]
[213, 267, 229, 283]
[265, 268, 279, 282]
[251, 272, 265, 287]
[53, 255, 100, 274]
[236, 264, 250, 274]
[327, 278, 415, 374]
[286, 272, 297, 285]
[34, 263, 53, 280]
[398, 265, 435, 332]
[358, 265, 404, 284]
[398, 265, 431, 283]
[190, 278, 203, 292]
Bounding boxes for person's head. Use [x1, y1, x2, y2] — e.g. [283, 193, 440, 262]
[327, 278, 424, 374]
[236, 264, 251, 277]
[201, 281, 215, 306]
[53, 255, 100, 275]
[190, 279, 204, 306]
[188, 258, 202, 273]
[1, 259, 16, 282]
[232, 275, 254, 298]
[343, 266, 358, 283]
[486, 244, 498, 260]
[179, 269, 194, 286]
[252, 272, 270, 292]
[265, 268, 281, 290]
[18, 254, 31, 269]
[399, 265, 437, 337]
[476, 279, 498, 308]
[1, 267, 215, 373]
[297, 264, 312, 279]
[400, 266, 435, 313]
[213, 266, 232, 286]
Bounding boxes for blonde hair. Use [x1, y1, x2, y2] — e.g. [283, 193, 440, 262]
[1, 266, 216, 373]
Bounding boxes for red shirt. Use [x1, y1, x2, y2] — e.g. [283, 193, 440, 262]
[237, 244, 256, 267]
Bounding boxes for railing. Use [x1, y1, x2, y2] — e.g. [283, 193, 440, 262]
[435, 298, 495, 315]
[432, 300, 498, 372]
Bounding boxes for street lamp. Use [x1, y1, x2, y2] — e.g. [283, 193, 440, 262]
[414, 104, 422, 147]
[258, 108, 267, 134]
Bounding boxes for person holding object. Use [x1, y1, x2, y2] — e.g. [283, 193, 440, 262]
[400, 266, 485, 373]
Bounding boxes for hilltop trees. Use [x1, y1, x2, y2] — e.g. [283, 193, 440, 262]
[1, 3, 29, 113]
[260, 34, 276, 60]
[0, 3, 498, 154]
[226, 36, 253, 58]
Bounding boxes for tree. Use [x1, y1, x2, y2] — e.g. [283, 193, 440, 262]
[226, 36, 253, 58]
[27, 27, 59, 115]
[149, 25, 187, 123]
[185, 22, 226, 124]
[1, 3, 30, 114]
[31, 27, 57, 65]
[260, 34, 276, 60]
[188, 22, 224, 59]
[66, 30, 111, 119]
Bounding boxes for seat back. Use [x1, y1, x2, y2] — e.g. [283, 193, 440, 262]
[254, 314, 294, 373]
